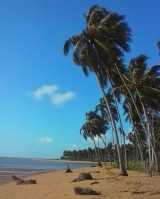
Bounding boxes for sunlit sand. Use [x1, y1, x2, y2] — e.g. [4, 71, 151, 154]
[1, 164, 160, 199]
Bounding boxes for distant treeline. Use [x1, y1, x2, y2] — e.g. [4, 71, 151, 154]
[60, 142, 152, 163]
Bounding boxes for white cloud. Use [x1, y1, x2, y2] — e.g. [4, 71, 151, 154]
[27, 85, 76, 106]
[51, 92, 75, 105]
[36, 137, 54, 143]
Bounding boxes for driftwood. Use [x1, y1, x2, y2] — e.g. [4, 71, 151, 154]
[12, 175, 37, 185]
[71, 172, 92, 182]
[65, 164, 72, 173]
[90, 181, 99, 185]
[74, 186, 101, 195]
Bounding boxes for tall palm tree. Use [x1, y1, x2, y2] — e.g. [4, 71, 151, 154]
[63, 5, 131, 176]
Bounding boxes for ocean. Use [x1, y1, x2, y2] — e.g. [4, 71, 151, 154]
[0, 157, 96, 183]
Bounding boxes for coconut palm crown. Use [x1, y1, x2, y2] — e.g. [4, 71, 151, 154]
[63, 4, 132, 85]
[116, 54, 160, 113]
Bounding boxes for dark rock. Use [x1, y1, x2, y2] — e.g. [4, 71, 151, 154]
[74, 186, 101, 195]
[71, 172, 92, 182]
[78, 172, 92, 181]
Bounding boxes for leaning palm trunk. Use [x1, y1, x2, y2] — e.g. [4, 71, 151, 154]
[115, 64, 159, 173]
[140, 100, 159, 173]
[140, 101, 152, 177]
[111, 84, 128, 169]
[95, 73, 128, 176]
[122, 131, 128, 169]
[100, 135, 107, 164]
[112, 129, 116, 162]
[134, 128, 146, 171]
[113, 89, 128, 169]
[104, 135, 107, 164]
[135, 130, 144, 163]
[97, 137, 102, 166]
[151, 111, 156, 172]
[119, 127, 128, 169]
[129, 108, 145, 171]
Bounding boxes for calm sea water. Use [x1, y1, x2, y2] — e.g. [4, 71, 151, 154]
[0, 157, 96, 183]
[0, 157, 95, 170]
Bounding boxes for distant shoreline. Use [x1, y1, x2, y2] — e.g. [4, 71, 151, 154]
[44, 159, 97, 164]
[0, 156, 97, 164]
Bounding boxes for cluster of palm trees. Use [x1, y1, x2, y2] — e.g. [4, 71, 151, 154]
[61, 145, 113, 162]
[63, 5, 160, 177]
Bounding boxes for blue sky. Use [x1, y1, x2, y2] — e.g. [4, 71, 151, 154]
[0, 0, 160, 159]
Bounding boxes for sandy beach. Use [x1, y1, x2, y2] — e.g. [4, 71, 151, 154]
[1, 164, 160, 199]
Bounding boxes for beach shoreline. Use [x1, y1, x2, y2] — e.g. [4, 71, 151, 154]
[1, 164, 160, 199]
[0, 159, 97, 184]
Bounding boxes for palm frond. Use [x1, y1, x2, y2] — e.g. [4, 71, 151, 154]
[143, 65, 160, 77]
[63, 34, 81, 55]
[85, 5, 98, 23]
[73, 38, 85, 65]
[88, 7, 108, 27]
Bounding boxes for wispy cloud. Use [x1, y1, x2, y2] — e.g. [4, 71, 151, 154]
[36, 137, 54, 143]
[27, 85, 76, 106]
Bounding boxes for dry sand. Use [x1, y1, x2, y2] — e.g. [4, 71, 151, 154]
[1, 164, 160, 199]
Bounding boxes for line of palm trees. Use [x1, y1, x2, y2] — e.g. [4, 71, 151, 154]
[63, 5, 160, 177]
[61, 144, 114, 162]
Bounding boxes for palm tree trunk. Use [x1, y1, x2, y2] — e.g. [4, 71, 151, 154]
[112, 129, 116, 162]
[129, 108, 145, 171]
[100, 135, 112, 165]
[141, 102, 152, 177]
[97, 137, 102, 166]
[92, 135, 100, 165]
[101, 135, 107, 164]
[104, 135, 107, 164]
[122, 129, 128, 169]
[93, 138, 99, 164]
[134, 128, 146, 170]
[95, 73, 128, 176]
[140, 100, 159, 173]
[115, 64, 159, 173]
[111, 82, 127, 168]
[151, 111, 156, 172]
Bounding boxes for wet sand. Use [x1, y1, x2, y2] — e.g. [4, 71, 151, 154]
[1, 164, 160, 199]
[0, 168, 47, 184]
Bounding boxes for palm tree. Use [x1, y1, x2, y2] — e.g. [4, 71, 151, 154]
[80, 111, 108, 165]
[87, 147, 93, 160]
[63, 5, 131, 176]
[116, 55, 160, 174]
[123, 98, 146, 164]
[95, 89, 118, 164]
